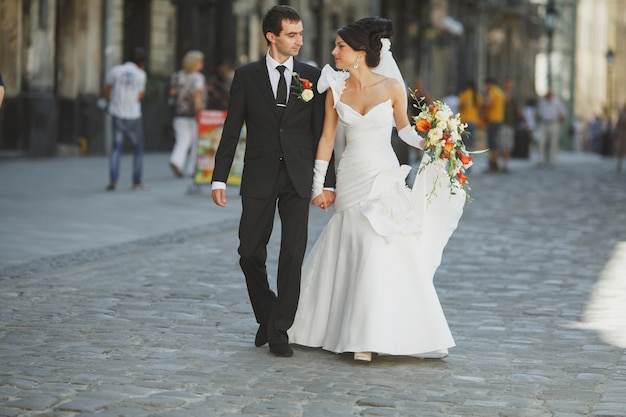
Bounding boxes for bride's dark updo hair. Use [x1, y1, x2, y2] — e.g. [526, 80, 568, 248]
[337, 17, 393, 68]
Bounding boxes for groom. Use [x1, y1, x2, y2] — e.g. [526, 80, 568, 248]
[211, 5, 334, 357]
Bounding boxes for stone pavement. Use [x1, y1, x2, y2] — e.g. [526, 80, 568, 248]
[1, 151, 625, 417]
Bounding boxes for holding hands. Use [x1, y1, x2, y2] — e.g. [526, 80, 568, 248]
[312, 189, 335, 211]
[311, 159, 333, 211]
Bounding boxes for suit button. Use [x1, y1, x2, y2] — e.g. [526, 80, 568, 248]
[280, 129, 284, 133]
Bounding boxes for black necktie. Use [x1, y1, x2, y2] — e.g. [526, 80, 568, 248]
[276, 65, 287, 108]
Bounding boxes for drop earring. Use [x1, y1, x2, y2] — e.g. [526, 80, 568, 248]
[354, 57, 359, 69]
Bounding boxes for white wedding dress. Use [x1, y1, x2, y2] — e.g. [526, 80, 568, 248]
[288, 68, 466, 356]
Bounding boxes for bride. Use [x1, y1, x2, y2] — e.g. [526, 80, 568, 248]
[287, 17, 466, 362]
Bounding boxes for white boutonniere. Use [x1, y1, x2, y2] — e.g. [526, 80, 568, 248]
[291, 72, 314, 102]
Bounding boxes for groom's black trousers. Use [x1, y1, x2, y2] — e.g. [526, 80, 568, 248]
[238, 162, 310, 346]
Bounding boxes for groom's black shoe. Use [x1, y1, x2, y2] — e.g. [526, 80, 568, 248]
[269, 343, 293, 357]
[254, 325, 268, 347]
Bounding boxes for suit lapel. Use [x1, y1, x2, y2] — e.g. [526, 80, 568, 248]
[253, 60, 282, 119]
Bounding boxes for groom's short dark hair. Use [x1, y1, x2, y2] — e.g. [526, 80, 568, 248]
[262, 5, 301, 46]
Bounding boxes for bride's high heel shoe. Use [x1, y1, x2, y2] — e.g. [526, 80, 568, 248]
[354, 352, 372, 362]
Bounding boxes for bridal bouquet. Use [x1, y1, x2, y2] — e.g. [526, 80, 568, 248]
[410, 90, 479, 200]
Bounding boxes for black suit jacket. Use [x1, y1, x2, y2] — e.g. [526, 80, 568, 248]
[212, 58, 334, 199]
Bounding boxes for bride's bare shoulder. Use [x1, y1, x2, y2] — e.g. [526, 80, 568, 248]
[384, 76, 404, 91]
[368, 76, 400, 92]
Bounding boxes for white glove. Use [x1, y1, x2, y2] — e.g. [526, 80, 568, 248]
[398, 125, 423, 150]
[311, 159, 329, 200]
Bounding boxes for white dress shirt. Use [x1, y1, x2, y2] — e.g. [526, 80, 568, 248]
[266, 54, 294, 102]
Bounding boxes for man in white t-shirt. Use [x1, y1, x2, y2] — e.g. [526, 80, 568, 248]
[104, 48, 148, 191]
[537, 90, 566, 168]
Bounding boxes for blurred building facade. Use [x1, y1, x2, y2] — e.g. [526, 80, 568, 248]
[2, 0, 617, 157]
[0, 0, 181, 156]
[575, 0, 626, 125]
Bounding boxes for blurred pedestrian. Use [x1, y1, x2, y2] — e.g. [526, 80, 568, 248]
[168, 50, 206, 178]
[570, 115, 584, 153]
[441, 87, 459, 115]
[586, 114, 604, 153]
[600, 108, 614, 156]
[482, 77, 505, 172]
[0, 71, 5, 108]
[536, 90, 566, 168]
[104, 47, 148, 191]
[614, 102, 626, 173]
[458, 80, 482, 151]
[522, 97, 538, 145]
[206, 61, 233, 110]
[498, 78, 520, 172]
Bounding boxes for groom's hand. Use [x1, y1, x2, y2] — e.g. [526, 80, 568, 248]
[212, 189, 227, 207]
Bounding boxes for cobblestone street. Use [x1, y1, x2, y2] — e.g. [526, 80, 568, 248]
[1, 152, 625, 416]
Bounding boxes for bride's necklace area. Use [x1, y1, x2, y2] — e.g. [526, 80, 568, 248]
[346, 70, 386, 91]
[346, 78, 386, 92]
